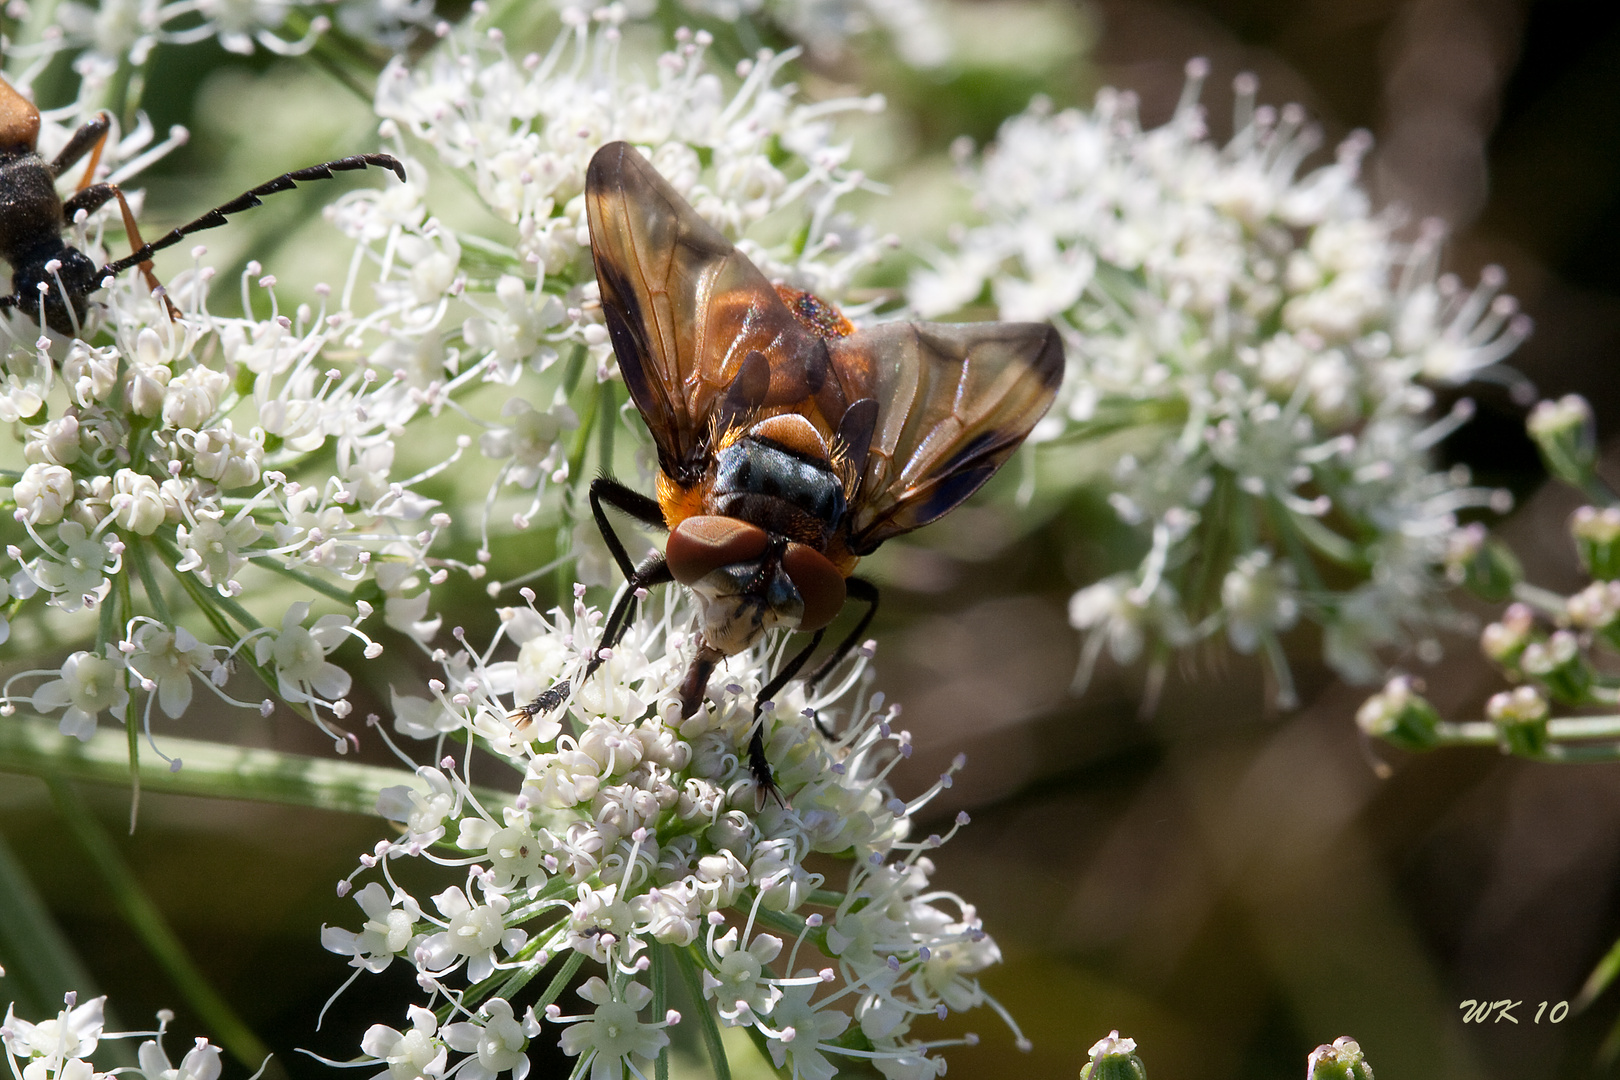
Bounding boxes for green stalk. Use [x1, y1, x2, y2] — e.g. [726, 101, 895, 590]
[44, 775, 277, 1075]
[0, 715, 476, 814]
[653, 943, 670, 1080]
[256, 557, 361, 605]
[0, 828, 127, 1053]
[535, 950, 586, 1012]
[670, 945, 731, 1080]
[129, 539, 173, 624]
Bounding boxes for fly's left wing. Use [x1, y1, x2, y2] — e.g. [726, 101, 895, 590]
[585, 142, 859, 487]
[830, 321, 1064, 555]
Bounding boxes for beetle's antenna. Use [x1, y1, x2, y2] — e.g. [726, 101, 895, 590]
[98, 153, 406, 278]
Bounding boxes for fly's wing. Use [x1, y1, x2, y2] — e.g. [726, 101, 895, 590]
[830, 321, 1064, 554]
[585, 142, 857, 485]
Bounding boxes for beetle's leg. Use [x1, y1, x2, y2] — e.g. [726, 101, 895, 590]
[68, 182, 178, 321]
[48, 112, 110, 184]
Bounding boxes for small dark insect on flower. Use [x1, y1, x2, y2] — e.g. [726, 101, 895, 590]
[517, 140, 1064, 797]
[0, 76, 404, 337]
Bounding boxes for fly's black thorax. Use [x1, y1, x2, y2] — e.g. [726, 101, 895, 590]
[708, 435, 846, 547]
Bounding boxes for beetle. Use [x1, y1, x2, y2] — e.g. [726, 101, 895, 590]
[0, 76, 403, 337]
[520, 140, 1063, 795]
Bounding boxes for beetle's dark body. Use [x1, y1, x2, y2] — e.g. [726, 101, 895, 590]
[0, 75, 404, 337]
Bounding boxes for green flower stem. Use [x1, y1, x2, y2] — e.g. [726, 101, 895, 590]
[1511, 581, 1569, 617]
[43, 774, 277, 1075]
[0, 828, 126, 1048]
[1429, 716, 1620, 761]
[671, 943, 731, 1080]
[566, 381, 601, 490]
[1577, 935, 1620, 1012]
[257, 557, 363, 606]
[0, 715, 486, 815]
[532, 949, 585, 1016]
[653, 943, 671, 1080]
[96, 551, 123, 656]
[129, 540, 174, 625]
[282, 11, 381, 103]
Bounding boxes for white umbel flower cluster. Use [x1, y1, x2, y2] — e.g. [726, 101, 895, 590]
[327, 4, 888, 555]
[35, 0, 432, 72]
[913, 61, 1527, 703]
[0, 79, 446, 747]
[324, 589, 1010, 1079]
[0, 5, 891, 753]
[2, 993, 226, 1080]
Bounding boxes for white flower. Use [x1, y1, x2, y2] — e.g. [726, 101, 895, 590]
[255, 601, 354, 707]
[13, 463, 76, 525]
[376, 767, 458, 838]
[32, 652, 129, 740]
[921, 65, 1521, 697]
[2, 995, 107, 1066]
[554, 979, 669, 1080]
[185, 421, 264, 490]
[334, 592, 1009, 1079]
[173, 511, 261, 592]
[322, 882, 421, 974]
[127, 623, 220, 719]
[479, 398, 574, 489]
[111, 469, 167, 535]
[441, 999, 539, 1080]
[28, 523, 119, 614]
[419, 886, 527, 983]
[1220, 549, 1299, 654]
[360, 1006, 448, 1080]
[161, 365, 229, 430]
[135, 1034, 222, 1080]
[702, 928, 783, 1025]
[765, 981, 849, 1080]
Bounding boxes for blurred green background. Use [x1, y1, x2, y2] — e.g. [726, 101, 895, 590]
[5, 1, 1620, 1078]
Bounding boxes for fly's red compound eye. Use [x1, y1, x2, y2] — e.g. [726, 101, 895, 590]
[782, 542, 846, 631]
[665, 516, 770, 586]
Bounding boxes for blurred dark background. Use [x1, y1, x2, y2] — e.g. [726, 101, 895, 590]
[883, 3, 1620, 1078]
[7, 2, 1620, 1078]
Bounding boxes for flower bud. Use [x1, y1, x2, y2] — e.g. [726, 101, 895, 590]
[1356, 676, 1440, 752]
[127, 359, 171, 417]
[1572, 506, 1620, 581]
[13, 462, 76, 525]
[1528, 394, 1596, 487]
[1487, 685, 1549, 757]
[23, 415, 81, 466]
[1306, 1037, 1374, 1080]
[112, 469, 166, 535]
[1080, 1032, 1147, 1080]
[1443, 524, 1520, 601]
[1480, 603, 1535, 675]
[1519, 629, 1590, 705]
[1565, 581, 1620, 646]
